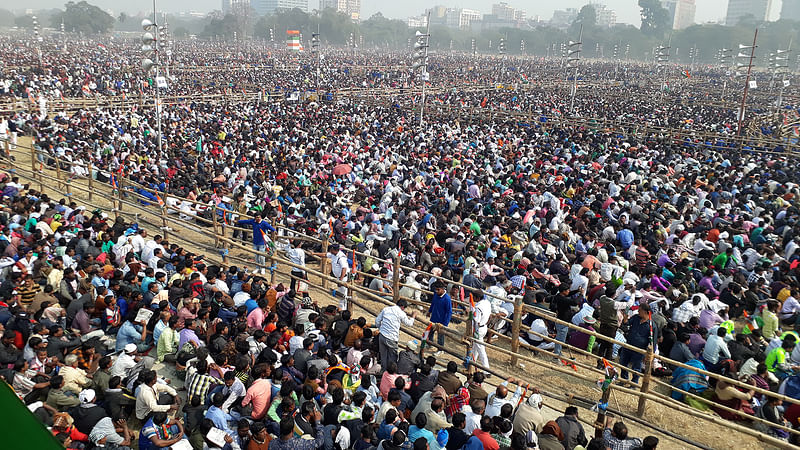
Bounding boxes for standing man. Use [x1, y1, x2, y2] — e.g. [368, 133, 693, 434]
[375, 299, 417, 369]
[473, 290, 492, 369]
[237, 213, 276, 274]
[428, 282, 452, 349]
[286, 240, 307, 293]
[327, 243, 350, 310]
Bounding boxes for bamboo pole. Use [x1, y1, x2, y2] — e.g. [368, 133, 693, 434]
[87, 162, 93, 201]
[637, 346, 655, 417]
[510, 295, 523, 367]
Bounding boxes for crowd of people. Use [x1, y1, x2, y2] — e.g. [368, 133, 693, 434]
[0, 34, 799, 450]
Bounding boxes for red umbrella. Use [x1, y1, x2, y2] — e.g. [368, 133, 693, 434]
[332, 163, 352, 176]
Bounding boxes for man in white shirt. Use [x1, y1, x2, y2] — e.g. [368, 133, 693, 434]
[328, 243, 350, 310]
[375, 299, 416, 368]
[130, 229, 147, 256]
[473, 294, 492, 369]
[463, 398, 484, 434]
[110, 344, 139, 379]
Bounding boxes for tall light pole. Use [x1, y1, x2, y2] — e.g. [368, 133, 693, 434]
[141, 3, 163, 155]
[771, 42, 791, 110]
[32, 15, 42, 67]
[736, 29, 758, 139]
[311, 25, 320, 99]
[411, 12, 431, 126]
[655, 36, 671, 100]
[567, 25, 582, 115]
[719, 48, 733, 102]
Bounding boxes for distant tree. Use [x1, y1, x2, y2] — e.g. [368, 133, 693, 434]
[639, 0, 671, 37]
[118, 12, 127, 23]
[574, 5, 597, 29]
[201, 13, 240, 39]
[14, 15, 35, 29]
[50, 1, 115, 34]
[0, 9, 14, 27]
[173, 26, 190, 38]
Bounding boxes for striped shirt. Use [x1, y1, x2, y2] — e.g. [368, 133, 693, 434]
[187, 372, 223, 403]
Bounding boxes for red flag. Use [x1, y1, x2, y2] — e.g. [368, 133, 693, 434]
[352, 249, 356, 273]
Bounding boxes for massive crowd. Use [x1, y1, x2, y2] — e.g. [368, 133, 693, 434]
[0, 34, 799, 450]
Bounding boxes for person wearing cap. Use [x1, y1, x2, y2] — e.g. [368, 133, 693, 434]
[73, 389, 108, 435]
[567, 315, 597, 353]
[513, 390, 544, 436]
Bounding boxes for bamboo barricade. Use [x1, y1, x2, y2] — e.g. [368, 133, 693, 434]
[11, 144, 800, 404]
[7, 146, 800, 444]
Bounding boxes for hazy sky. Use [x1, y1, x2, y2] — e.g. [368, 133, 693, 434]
[10, 0, 782, 25]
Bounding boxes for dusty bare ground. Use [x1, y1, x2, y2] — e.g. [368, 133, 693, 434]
[8, 137, 776, 450]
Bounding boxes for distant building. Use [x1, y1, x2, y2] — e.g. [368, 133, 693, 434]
[492, 2, 513, 21]
[250, 0, 308, 15]
[781, 0, 800, 21]
[550, 8, 578, 29]
[725, 0, 772, 25]
[222, 0, 250, 14]
[589, 3, 617, 28]
[661, 0, 696, 29]
[319, 0, 360, 20]
[407, 15, 428, 28]
[429, 7, 481, 30]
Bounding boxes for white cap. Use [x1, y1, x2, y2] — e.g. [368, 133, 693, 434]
[124, 343, 137, 353]
[79, 389, 96, 404]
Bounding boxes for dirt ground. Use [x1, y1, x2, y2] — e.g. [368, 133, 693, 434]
[7, 137, 781, 450]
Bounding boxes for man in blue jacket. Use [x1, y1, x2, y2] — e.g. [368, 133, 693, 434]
[237, 213, 276, 273]
[428, 282, 452, 349]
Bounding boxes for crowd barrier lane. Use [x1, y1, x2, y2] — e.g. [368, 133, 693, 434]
[5, 148, 800, 447]
[11, 141, 800, 409]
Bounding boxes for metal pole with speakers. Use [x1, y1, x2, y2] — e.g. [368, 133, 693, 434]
[32, 16, 42, 67]
[655, 35, 671, 100]
[311, 25, 321, 99]
[771, 40, 791, 111]
[736, 30, 758, 140]
[567, 25, 582, 115]
[411, 12, 431, 126]
[141, 1, 163, 155]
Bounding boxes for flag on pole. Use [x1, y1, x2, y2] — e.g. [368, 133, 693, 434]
[196, 134, 202, 153]
[110, 173, 118, 190]
[682, 70, 691, 78]
[155, 192, 164, 207]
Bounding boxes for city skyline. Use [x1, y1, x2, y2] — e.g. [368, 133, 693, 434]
[6, 0, 785, 25]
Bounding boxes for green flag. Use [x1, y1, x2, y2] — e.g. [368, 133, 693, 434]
[196, 134, 202, 153]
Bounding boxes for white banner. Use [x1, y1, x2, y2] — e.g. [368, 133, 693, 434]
[155, 76, 168, 88]
[748, 80, 757, 89]
[784, 79, 791, 87]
